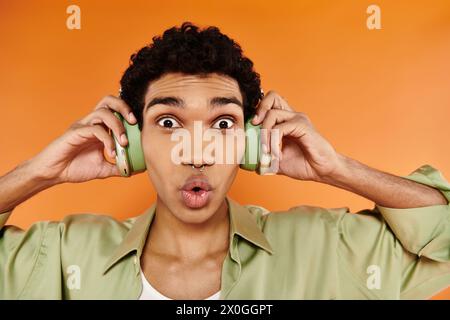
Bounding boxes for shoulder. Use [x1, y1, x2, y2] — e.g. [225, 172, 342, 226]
[246, 203, 347, 227]
[3, 212, 136, 237]
[54, 212, 138, 239]
[1, 212, 141, 251]
[38, 212, 142, 265]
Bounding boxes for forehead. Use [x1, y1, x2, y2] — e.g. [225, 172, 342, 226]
[145, 72, 242, 99]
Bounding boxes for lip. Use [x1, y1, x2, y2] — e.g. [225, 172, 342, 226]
[180, 175, 213, 209]
[181, 175, 213, 192]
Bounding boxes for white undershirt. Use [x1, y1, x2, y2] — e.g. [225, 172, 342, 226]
[138, 267, 221, 300]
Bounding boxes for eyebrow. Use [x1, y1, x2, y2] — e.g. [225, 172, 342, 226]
[144, 96, 243, 112]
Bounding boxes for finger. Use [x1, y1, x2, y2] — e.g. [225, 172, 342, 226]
[94, 95, 137, 124]
[277, 95, 294, 112]
[270, 119, 307, 157]
[77, 124, 117, 159]
[261, 126, 282, 175]
[81, 108, 129, 147]
[270, 124, 283, 160]
[272, 117, 312, 160]
[98, 161, 123, 179]
[260, 109, 297, 154]
[252, 91, 277, 125]
[252, 91, 294, 125]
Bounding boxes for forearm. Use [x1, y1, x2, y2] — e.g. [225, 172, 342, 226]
[0, 159, 58, 213]
[320, 154, 448, 209]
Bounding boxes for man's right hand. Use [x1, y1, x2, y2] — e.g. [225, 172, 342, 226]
[28, 95, 139, 184]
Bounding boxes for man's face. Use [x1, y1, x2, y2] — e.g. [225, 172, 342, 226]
[141, 72, 245, 224]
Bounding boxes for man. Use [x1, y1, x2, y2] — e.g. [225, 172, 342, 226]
[0, 22, 449, 299]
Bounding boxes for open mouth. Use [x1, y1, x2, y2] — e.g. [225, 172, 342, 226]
[180, 177, 213, 209]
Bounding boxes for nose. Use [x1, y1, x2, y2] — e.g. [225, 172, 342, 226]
[181, 151, 214, 170]
[179, 128, 215, 169]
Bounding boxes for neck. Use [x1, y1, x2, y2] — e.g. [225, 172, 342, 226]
[145, 196, 230, 261]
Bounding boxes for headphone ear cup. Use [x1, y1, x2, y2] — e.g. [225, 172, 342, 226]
[240, 116, 261, 171]
[112, 112, 146, 176]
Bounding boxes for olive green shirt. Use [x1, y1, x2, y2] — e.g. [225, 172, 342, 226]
[1, 164, 450, 299]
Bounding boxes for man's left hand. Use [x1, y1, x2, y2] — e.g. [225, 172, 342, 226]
[252, 90, 344, 182]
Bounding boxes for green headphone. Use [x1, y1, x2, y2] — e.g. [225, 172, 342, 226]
[111, 112, 267, 177]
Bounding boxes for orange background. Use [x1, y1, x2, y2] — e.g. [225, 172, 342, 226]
[0, 0, 449, 299]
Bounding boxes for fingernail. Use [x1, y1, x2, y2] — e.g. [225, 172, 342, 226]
[260, 152, 272, 167]
[128, 112, 137, 123]
[121, 133, 128, 145]
[252, 114, 259, 124]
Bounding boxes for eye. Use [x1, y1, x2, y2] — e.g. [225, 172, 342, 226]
[156, 117, 181, 129]
[212, 118, 235, 130]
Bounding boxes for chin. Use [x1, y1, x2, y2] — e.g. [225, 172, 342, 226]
[174, 208, 216, 225]
[173, 193, 223, 224]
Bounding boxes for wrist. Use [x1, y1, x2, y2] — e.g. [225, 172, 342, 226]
[0, 159, 60, 213]
[317, 153, 356, 188]
[21, 157, 62, 188]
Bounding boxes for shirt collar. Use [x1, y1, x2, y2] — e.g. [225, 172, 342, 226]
[102, 196, 274, 275]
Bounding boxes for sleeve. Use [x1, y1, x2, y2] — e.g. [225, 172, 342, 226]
[337, 164, 450, 300]
[0, 208, 13, 229]
[0, 207, 57, 298]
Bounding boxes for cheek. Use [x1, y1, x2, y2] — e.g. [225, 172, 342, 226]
[215, 163, 239, 192]
[206, 131, 246, 166]
[236, 133, 246, 164]
[141, 132, 175, 171]
[224, 131, 246, 165]
[142, 134, 178, 196]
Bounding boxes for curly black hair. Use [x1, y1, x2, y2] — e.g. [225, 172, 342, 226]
[119, 21, 262, 130]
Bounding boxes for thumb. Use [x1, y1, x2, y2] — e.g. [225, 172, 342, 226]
[98, 161, 123, 179]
